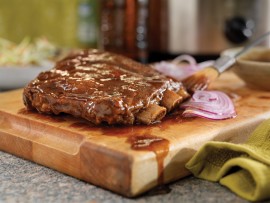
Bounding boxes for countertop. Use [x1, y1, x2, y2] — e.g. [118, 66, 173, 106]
[1, 151, 265, 203]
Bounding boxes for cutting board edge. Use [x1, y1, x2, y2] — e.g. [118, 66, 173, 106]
[0, 126, 138, 197]
[0, 107, 136, 196]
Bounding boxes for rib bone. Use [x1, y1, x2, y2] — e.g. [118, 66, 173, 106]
[136, 104, 167, 125]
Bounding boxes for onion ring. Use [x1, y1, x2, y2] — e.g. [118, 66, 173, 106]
[180, 90, 237, 120]
[153, 55, 214, 81]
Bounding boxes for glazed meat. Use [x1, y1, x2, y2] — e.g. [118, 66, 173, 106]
[23, 50, 189, 125]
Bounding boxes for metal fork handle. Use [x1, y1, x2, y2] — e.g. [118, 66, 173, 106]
[213, 55, 236, 73]
[214, 30, 270, 74]
[235, 30, 270, 58]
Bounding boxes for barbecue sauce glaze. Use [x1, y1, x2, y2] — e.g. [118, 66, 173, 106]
[23, 49, 183, 125]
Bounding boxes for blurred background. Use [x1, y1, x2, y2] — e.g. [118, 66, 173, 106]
[1, 0, 270, 63]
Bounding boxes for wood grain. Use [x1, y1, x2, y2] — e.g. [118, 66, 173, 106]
[1, 72, 270, 197]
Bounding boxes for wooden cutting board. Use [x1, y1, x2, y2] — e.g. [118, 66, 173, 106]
[1, 72, 270, 197]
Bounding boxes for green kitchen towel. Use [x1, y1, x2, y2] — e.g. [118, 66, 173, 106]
[185, 119, 270, 202]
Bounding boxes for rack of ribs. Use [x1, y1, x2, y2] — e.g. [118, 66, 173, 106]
[23, 49, 189, 125]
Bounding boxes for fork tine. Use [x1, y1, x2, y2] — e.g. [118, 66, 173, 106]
[183, 76, 207, 92]
[182, 67, 219, 93]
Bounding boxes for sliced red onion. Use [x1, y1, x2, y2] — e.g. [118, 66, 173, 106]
[154, 61, 195, 81]
[180, 90, 237, 120]
[154, 55, 235, 120]
[172, 54, 197, 70]
[153, 55, 214, 81]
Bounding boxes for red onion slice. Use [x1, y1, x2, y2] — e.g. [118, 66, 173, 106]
[154, 61, 195, 81]
[172, 54, 197, 70]
[153, 55, 214, 81]
[182, 109, 236, 120]
[180, 90, 237, 120]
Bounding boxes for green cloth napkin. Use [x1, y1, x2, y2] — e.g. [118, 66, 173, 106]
[185, 119, 270, 202]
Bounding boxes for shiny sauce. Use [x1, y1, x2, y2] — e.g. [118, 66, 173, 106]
[18, 108, 67, 123]
[258, 96, 270, 99]
[67, 112, 195, 185]
[69, 119, 171, 184]
[26, 49, 182, 125]
[19, 100, 195, 185]
[127, 134, 169, 185]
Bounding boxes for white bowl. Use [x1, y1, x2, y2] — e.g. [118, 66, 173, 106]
[222, 46, 270, 91]
[234, 47, 270, 91]
[0, 64, 52, 90]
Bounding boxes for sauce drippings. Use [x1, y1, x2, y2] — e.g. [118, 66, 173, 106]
[18, 108, 66, 123]
[19, 107, 194, 185]
[258, 96, 270, 99]
[69, 116, 184, 184]
[127, 134, 169, 185]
